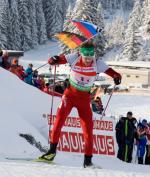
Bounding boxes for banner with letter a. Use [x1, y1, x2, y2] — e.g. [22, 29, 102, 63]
[45, 114, 116, 156]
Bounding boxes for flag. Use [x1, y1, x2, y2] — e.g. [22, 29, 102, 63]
[70, 19, 101, 38]
[54, 31, 87, 49]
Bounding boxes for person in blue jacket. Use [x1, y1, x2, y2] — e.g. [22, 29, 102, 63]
[24, 63, 33, 85]
[137, 119, 148, 164]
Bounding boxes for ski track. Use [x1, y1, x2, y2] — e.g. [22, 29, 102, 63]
[0, 161, 149, 177]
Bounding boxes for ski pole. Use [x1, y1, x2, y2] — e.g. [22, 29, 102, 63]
[34, 62, 49, 71]
[49, 65, 57, 143]
[100, 85, 116, 120]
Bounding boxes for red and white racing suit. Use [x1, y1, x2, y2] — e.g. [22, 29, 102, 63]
[50, 53, 120, 156]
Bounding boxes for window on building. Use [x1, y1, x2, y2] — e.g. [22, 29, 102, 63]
[136, 75, 139, 78]
[126, 75, 130, 77]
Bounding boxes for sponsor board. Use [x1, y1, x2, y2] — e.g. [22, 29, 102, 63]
[43, 114, 115, 155]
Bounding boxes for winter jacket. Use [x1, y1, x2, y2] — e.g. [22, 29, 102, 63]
[24, 67, 33, 85]
[9, 65, 25, 80]
[115, 117, 137, 146]
[137, 123, 147, 146]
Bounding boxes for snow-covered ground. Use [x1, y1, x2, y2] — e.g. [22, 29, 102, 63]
[0, 41, 150, 177]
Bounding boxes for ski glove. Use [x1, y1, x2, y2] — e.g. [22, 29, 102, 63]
[104, 68, 122, 85]
[113, 74, 121, 85]
[48, 56, 59, 65]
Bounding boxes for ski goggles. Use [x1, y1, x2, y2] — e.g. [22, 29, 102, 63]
[80, 47, 95, 57]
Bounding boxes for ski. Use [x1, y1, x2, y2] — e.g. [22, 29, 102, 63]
[5, 157, 55, 164]
[6, 157, 35, 161]
[6, 157, 102, 169]
[33, 157, 54, 164]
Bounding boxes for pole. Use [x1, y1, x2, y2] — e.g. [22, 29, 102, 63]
[34, 62, 49, 71]
[49, 65, 57, 143]
[100, 85, 116, 120]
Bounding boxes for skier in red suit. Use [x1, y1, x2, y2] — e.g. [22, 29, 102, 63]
[40, 42, 121, 167]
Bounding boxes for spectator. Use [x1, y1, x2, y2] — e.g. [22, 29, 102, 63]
[115, 111, 137, 163]
[43, 83, 62, 97]
[60, 81, 65, 90]
[9, 58, 25, 80]
[54, 81, 64, 94]
[136, 119, 148, 164]
[94, 97, 104, 114]
[145, 122, 150, 164]
[24, 63, 33, 85]
[43, 83, 50, 94]
[1, 51, 10, 70]
[32, 70, 39, 87]
[91, 99, 98, 112]
[63, 78, 70, 90]
[92, 97, 103, 114]
[36, 75, 45, 90]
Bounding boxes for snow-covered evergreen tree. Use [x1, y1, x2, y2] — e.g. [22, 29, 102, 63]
[27, 0, 38, 48]
[121, 25, 142, 61]
[121, 0, 134, 11]
[18, 0, 32, 51]
[0, 0, 11, 49]
[54, 0, 69, 33]
[66, 2, 73, 19]
[145, 48, 150, 61]
[42, 0, 68, 37]
[105, 16, 125, 48]
[9, 0, 22, 50]
[41, 0, 53, 37]
[35, 0, 47, 44]
[94, 2, 106, 58]
[120, 0, 143, 61]
[142, 0, 150, 34]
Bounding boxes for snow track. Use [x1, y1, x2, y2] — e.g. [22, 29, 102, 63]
[0, 161, 149, 177]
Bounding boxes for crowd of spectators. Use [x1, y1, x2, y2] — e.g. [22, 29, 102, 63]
[0, 53, 104, 114]
[116, 111, 150, 165]
[0, 53, 71, 97]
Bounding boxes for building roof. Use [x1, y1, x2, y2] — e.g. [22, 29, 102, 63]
[106, 61, 150, 69]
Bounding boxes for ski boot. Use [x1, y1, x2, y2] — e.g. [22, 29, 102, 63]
[83, 155, 102, 169]
[83, 155, 94, 168]
[39, 143, 57, 162]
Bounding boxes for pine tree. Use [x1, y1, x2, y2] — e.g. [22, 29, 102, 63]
[120, 0, 143, 61]
[146, 48, 150, 61]
[9, 0, 22, 50]
[0, 0, 11, 49]
[18, 0, 32, 51]
[41, 0, 53, 37]
[54, 0, 69, 34]
[27, 0, 38, 48]
[94, 2, 106, 58]
[66, 2, 73, 19]
[35, 0, 47, 44]
[121, 24, 143, 61]
[106, 16, 125, 48]
[142, 0, 150, 34]
[121, 0, 134, 11]
[42, 0, 68, 37]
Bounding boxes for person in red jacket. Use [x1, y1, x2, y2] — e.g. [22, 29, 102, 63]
[9, 58, 26, 80]
[40, 42, 121, 167]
